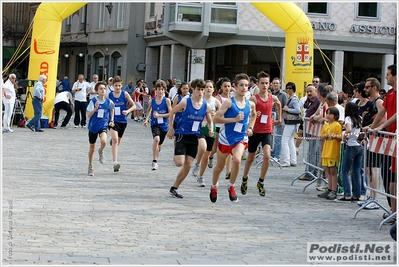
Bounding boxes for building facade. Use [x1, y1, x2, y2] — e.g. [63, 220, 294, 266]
[2, 2, 397, 95]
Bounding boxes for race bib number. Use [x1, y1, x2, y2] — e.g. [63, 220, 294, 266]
[192, 121, 200, 131]
[234, 122, 243, 132]
[260, 114, 268, 124]
[97, 109, 104, 118]
[114, 107, 121, 116]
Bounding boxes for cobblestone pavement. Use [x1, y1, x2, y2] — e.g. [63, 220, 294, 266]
[2, 120, 397, 265]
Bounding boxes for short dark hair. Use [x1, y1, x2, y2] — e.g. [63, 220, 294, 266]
[95, 81, 106, 91]
[326, 106, 340, 121]
[191, 78, 206, 89]
[250, 76, 258, 83]
[285, 82, 296, 92]
[388, 64, 396, 77]
[234, 73, 250, 85]
[256, 71, 269, 81]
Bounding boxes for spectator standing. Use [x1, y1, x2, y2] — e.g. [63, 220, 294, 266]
[369, 65, 397, 220]
[60, 76, 71, 93]
[281, 82, 300, 167]
[317, 106, 342, 200]
[72, 74, 89, 128]
[88, 74, 99, 100]
[106, 77, 114, 95]
[270, 77, 287, 162]
[169, 79, 181, 104]
[2, 73, 17, 133]
[335, 102, 363, 202]
[26, 75, 46, 132]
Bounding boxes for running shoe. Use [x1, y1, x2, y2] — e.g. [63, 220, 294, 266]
[87, 164, 94, 176]
[152, 162, 158, 171]
[257, 181, 265, 197]
[210, 185, 218, 203]
[113, 162, 121, 172]
[192, 162, 200, 176]
[240, 176, 248, 195]
[170, 187, 183, 198]
[208, 157, 213, 168]
[196, 176, 205, 187]
[98, 148, 105, 163]
[228, 184, 238, 202]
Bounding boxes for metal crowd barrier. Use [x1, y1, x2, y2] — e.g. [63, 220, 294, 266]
[256, 111, 282, 169]
[353, 130, 397, 230]
[291, 117, 326, 192]
[143, 94, 151, 118]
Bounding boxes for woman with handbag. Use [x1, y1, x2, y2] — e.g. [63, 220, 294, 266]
[281, 82, 301, 167]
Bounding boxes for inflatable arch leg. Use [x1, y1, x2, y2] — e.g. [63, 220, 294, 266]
[26, 3, 86, 121]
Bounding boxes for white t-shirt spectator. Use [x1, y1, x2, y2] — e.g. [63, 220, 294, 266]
[54, 91, 70, 105]
[72, 81, 88, 102]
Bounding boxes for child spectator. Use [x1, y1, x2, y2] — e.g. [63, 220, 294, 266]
[335, 102, 363, 202]
[318, 106, 342, 200]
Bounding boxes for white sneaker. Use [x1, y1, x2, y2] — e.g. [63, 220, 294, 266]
[196, 176, 205, 187]
[364, 201, 380, 210]
[152, 162, 158, 170]
[88, 164, 94, 176]
[74, 125, 79, 128]
[316, 184, 328, 191]
[281, 162, 291, 167]
[113, 162, 121, 172]
[357, 196, 372, 207]
[8, 128, 14, 133]
[192, 162, 200, 176]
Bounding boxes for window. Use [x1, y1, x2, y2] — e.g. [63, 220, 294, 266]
[356, 2, 379, 19]
[93, 52, 104, 80]
[306, 2, 328, 16]
[211, 2, 237, 24]
[111, 52, 122, 77]
[80, 5, 86, 31]
[150, 3, 155, 17]
[66, 16, 71, 32]
[117, 3, 124, 28]
[99, 3, 105, 29]
[170, 3, 202, 22]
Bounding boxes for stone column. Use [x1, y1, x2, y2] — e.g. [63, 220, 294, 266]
[332, 50, 344, 92]
[159, 45, 171, 80]
[145, 47, 159, 84]
[170, 44, 186, 81]
[189, 49, 206, 81]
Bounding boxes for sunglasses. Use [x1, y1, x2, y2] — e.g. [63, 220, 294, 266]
[365, 85, 372, 89]
[312, 80, 319, 83]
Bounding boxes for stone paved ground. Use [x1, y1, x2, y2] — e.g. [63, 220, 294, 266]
[2, 119, 397, 265]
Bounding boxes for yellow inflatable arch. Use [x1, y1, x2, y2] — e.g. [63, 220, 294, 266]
[25, 2, 86, 120]
[26, 2, 312, 120]
[251, 2, 314, 97]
